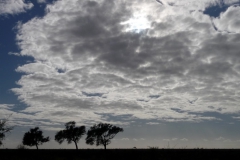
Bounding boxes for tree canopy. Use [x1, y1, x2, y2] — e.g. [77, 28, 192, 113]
[86, 123, 123, 149]
[55, 121, 86, 149]
[0, 117, 13, 146]
[22, 127, 49, 149]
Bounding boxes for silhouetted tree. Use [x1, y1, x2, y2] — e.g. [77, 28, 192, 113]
[86, 123, 123, 150]
[0, 117, 13, 146]
[22, 127, 49, 149]
[55, 121, 86, 149]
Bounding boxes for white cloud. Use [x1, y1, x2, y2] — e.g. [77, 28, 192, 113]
[159, 0, 239, 10]
[146, 122, 160, 125]
[121, 138, 129, 141]
[0, 0, 33, 15]
[213, 6, 240, 33]
[0, 104, 14, 109]
[37, 0, 46, 3]
[12, 0, 240, 128]
[215, 137, 232, 142]
[180, 138, 188, 141]
[215, 137, 226, 141]
[0, 104, 45, 127]
[233, 116, 240, 120]
[8, 52, 21, 56]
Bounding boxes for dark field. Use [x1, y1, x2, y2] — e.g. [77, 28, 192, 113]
[1, 149, 239, 160]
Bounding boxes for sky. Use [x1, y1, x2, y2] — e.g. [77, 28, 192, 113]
[1, 0, 240, 149]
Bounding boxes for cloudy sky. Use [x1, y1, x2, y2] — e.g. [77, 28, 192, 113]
[1, 0, 240, 149]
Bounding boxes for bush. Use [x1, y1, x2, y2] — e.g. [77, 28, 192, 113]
[17, 144, 28, 149]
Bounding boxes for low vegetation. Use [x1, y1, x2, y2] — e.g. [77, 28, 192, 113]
[16, 144, 28, 149]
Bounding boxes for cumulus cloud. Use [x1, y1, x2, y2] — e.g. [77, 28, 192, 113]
[37, 0, 47, 3]
[216, 137, 225, 141]
[12, 0, 240, 128]
[180, 138, 188, 141]
[159, 0, 239, 10]
[213, 6, 240, 33]
[233, 116, 240, 120]
[215, 137, 232, 142]
[146, 122, 161, 125]
[0, 0, 33, 15]
[8, 52, 21, 56]
[0, 104, 62, 129]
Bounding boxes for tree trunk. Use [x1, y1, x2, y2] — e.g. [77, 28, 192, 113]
[36, 144, 38, 150]
[104, 144, 106, 150]
[74, 141, 78, 150]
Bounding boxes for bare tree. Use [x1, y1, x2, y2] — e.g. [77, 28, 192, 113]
[55, 121, 86, 149]
[0, 116, 13, 146]
[86, 123, 123, 150]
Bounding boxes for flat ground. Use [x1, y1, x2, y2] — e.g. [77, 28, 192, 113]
[0, 149, 239, 160]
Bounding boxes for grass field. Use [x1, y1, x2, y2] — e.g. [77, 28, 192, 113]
[0, 149, 239, 160]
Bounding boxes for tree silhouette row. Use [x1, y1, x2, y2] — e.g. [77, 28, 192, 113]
[21, 121, 123, 149]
